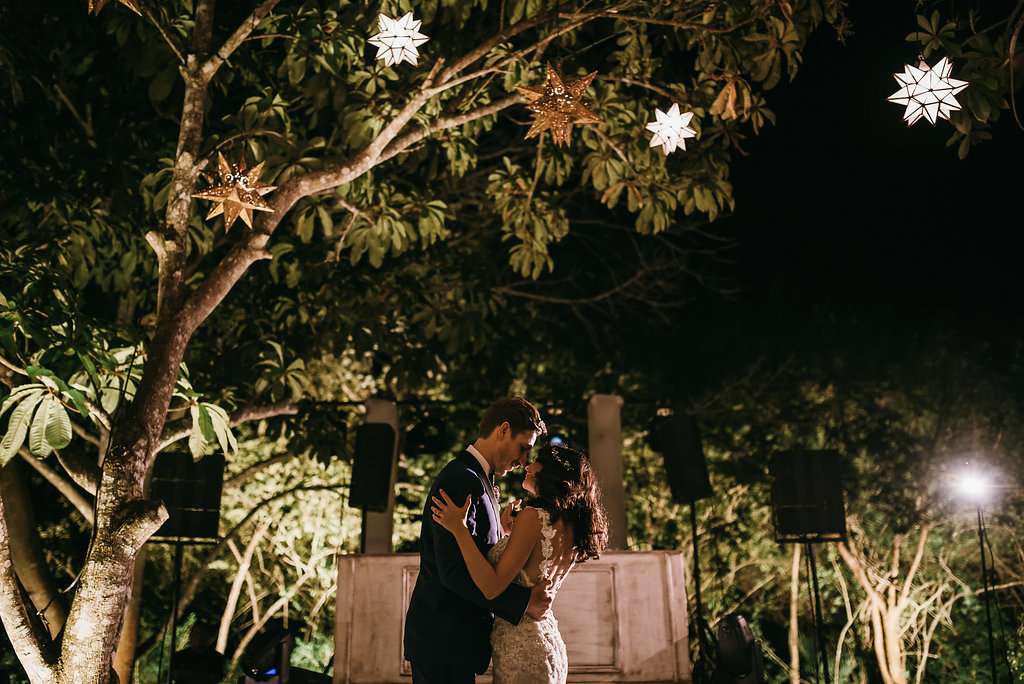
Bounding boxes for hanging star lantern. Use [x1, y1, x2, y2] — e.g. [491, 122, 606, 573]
[518, 63, 602, 146]
[88, 0, 141, 16]
[646, 103, 697, 154]
[887, 56, 968, 125]
[368, 12, 429, 67]
[192, 153, 276, 231]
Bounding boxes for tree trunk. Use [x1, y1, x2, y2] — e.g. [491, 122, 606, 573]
[0, 459, 68, 639]
[54, 433, 167, 684]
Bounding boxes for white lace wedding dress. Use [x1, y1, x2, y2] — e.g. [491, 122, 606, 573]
[486, 507, 575, 684]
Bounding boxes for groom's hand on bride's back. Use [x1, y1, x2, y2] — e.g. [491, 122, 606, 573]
[525, 581, 554, 620]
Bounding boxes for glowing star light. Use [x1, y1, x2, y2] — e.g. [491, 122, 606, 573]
[887, 56, 968, 125]
[192, 153, 276, 231]
[518, 63, 602, 146]
[646, 103, 697, 154]
[368, 12, 429, 67]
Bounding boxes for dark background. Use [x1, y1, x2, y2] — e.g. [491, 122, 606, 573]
[721, 3, 1021, 329]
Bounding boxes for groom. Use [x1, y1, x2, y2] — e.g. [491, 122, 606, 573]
[404, 397, 550, 683]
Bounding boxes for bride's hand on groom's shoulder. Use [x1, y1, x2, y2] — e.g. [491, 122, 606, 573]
[431, 489, 470, 534]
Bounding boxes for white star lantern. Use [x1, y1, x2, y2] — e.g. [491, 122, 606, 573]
[887, 56, 968, 125]
[646, 103, 697, 154]
[368, 12, 429, 67]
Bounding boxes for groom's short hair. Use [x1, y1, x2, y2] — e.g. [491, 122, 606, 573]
[478, 397, 546, 438]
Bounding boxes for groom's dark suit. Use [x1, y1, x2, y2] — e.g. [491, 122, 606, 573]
[404, 450, 531, 678]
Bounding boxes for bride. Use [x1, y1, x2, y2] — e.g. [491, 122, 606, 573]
[431, 443, 609, 684]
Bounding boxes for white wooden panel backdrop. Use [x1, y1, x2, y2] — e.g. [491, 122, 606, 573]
[334, 551, 691, 683]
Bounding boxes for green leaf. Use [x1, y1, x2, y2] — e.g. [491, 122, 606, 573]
[1, 390, 44, 464]
[63, 385, 90, 419]
[197, 404, 216, 442]
[204, 402, 236, 455]
[188, 405, 208, 459]
[1, 384, 46, 418]
[76, 351, 103, 397]
[29, 394, 53, 457]
[45, 397, 72, 450]
[25, 365, 56, 379]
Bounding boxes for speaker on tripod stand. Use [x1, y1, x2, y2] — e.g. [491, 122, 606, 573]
[649, 414, 716, 679]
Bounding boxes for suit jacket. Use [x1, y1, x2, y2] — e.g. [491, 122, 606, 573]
[403, 451, 531, 673]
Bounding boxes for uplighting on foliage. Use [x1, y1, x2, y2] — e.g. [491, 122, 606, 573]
[887, 56, 968, 125]
[368, 12, 429, 67]
[646, 103, 697, 154]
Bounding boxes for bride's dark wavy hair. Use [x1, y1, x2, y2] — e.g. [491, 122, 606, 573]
[526, 444, 608, 562]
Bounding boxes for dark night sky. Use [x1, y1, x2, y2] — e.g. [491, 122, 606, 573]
[719, 3, 1022, 328]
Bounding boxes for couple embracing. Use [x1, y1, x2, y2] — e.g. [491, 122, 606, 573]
[404, 397, 609, 683]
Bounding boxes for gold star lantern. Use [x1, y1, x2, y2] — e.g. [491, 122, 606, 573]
[192, 153, 276, 230]
[517, 63, 602, 146]
[88, 0, 142, 16]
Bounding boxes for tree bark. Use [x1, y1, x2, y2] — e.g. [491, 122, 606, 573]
[0, 459, 68, 640]
[0, 482, 57, 682]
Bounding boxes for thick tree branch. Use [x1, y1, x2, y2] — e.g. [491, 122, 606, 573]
[113, 499, 170, 554]
[0, 489, 58, 678]
[20, 449, 95, 522]
[178, 234, 274, 336]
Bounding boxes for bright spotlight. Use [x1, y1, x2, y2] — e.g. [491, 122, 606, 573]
[954, 470, 992, 503]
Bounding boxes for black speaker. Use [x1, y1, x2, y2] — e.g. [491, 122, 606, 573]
[150, 452, 225, 542]
[349, 423, 397, 512]
[651, 414, 713, 503]
[769, 449, 846, 543]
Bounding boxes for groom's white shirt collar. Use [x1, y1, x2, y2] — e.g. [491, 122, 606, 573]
[466, 444, 491, 478]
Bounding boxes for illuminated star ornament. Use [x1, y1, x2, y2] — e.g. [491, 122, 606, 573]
[88, 0, 141, 15]
[368, 12, 429, 67]
[192, 153, 276, 231]
[646, 103, 697, 154]
[518, 63, 602, 146]
[887, 56, 968, 125]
